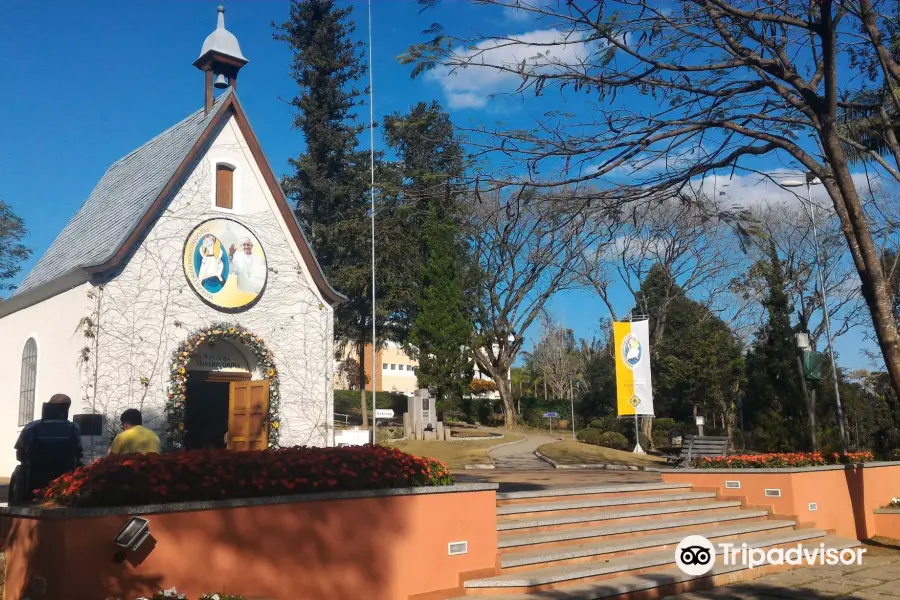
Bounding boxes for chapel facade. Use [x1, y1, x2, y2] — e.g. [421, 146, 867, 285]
[0, 8, 340, 476]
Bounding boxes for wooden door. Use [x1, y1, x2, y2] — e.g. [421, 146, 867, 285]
[228, 380, 270, 451]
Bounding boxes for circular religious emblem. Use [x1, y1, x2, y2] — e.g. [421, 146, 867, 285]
[182, 218, 267, 312]
[621, 334, 643, 369]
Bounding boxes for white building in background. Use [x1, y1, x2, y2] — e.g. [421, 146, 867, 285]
[0, 8, 341, 477]
[335, 341, 504, 400]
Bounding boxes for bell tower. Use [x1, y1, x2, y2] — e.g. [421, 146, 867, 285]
[194, 6, 248, 113]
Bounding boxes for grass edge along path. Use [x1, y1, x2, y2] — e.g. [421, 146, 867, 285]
[386, 433, 525, 471]
[537, 439, 667, 469]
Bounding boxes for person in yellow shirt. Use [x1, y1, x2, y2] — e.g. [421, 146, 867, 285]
[109, 409, 160, 455]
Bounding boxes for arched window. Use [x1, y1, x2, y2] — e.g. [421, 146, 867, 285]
[18, 338, 37, 426]
[216, 164, 235, 209]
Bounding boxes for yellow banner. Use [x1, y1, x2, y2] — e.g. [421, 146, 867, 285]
[614, 320, 654, 416]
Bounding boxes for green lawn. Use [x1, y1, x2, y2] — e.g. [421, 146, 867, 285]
[387, 433, 524, 471]
[538, 440, 667, 468]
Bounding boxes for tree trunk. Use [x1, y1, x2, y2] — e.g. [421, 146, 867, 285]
[641, 416, 653, 450]
[498, 376, 517, 428]
[817, 21, 898, 443]
[359, 340, 369, 429]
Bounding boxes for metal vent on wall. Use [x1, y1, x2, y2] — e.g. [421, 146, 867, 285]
[764, 489, 782, 497]
[448, 541, 468, 556]
[809, 502, 818, 511]
[725, 480, 741, 489]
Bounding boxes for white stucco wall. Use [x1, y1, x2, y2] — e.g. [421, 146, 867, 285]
[80, 115, 334, 449]
[0, 284, 90, 477]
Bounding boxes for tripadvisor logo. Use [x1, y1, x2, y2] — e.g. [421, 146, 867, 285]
[675, 535, 716, 576]
[675, 535, 866, 575]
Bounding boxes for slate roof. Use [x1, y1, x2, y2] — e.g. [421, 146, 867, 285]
[14, 90, 233, 297]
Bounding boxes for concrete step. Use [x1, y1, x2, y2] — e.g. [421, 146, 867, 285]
[462, 528, 830, 595]
[453, 535, 860, 599]
[496, 483, 694, 506]
[498, 501, 744, 534]
[497, 492, 718, 521]
[500, 519, 797, 572]
[498, 510, 770, 554]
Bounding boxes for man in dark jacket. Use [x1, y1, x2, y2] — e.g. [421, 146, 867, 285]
[10, 394, 83, 504]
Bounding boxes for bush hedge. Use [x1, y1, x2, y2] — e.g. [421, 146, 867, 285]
[334, 390, 409, 415]
[576, 429, 629, 450]
[40, 446, 453, 508]
[696, 451, 874, 469]
[597, 431, 630, 450]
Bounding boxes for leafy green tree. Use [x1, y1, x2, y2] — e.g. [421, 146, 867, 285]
[0, 199, 30, 295]
[276, 0, 400, 427]
[743, 243, 807, 451]
[410, 213, 473, 406]
[634, 265, 744, 440]
[381, 100, 468, 337]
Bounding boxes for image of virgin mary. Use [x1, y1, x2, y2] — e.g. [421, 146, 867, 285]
[194, 234, 230, 293]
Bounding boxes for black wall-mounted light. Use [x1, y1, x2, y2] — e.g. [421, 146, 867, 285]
[114, 517, 151, 552]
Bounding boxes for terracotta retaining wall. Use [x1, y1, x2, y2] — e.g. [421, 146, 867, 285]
[873, 509, 900, 540]
[661, 462, 900, 540]
[0, 484, 499, 600]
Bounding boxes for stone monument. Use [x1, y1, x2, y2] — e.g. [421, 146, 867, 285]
[406, 389, 438, 440]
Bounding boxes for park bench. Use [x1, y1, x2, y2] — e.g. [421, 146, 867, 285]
[663, 435, 731, 467]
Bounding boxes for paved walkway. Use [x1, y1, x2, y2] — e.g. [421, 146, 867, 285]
[488, 431, 560, 469]
[663, 551, 900, 599]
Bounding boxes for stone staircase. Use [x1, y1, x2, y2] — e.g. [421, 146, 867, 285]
[451, 482, 859, 599]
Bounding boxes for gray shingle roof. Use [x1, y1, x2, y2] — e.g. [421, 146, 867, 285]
[14, 90, 233, 297]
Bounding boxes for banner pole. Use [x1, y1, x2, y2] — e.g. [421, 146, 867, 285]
[633, 414, 645, 453]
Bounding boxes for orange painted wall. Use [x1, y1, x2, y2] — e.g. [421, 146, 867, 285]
[1, 489, 498, 600]
[662, 464, 900, 540]
[873, 511, 900, 540]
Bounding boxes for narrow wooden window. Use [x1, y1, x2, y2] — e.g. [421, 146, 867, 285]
[216, 164, 234, 209]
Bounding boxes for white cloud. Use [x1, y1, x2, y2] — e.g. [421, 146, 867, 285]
[426, 28, 595, 110]
[446, 91, 488, 110]
[693, 171, 877, 210]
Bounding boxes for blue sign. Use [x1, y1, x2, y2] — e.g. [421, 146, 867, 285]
[543, 412, 559, 418]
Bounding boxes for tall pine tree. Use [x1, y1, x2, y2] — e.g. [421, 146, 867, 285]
[276, 0, 395, 427]
[383, 102, 474, 403]
[410, 213, 473, 406]
[743, 242, 807, 451]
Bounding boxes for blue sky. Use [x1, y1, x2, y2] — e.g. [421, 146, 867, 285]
[0, 0, 879, 369]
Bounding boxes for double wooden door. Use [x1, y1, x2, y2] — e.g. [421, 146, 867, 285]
[227, 380, 270, 450]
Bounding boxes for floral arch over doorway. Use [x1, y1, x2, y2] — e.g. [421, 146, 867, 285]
[166, 322, 281, 449]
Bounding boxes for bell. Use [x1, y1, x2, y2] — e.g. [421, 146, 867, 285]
[213, 74, 229, 89]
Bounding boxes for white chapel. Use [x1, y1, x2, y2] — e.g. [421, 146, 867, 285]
[0, 7, 341, 477]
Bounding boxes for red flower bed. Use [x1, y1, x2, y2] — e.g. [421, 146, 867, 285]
[696, 451, 874, 469]
[38, 445, 453, 508]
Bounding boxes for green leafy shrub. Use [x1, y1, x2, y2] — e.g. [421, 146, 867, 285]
[597, 431, 630, 450]
[651, 418, 680, 447]
[577, 429, 630, 450]
[333, 390, 408, 415]
[576, 429, 602, 445]
[589, 419, 606, 429]
[41, 446, 453, 508]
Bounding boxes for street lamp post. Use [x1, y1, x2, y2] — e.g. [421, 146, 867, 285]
[507, 333, 516, 422]
[781, 174, 849, 453]
[568, 373, 576, 440]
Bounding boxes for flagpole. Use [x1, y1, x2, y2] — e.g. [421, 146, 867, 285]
[368, 0, 377, 442]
